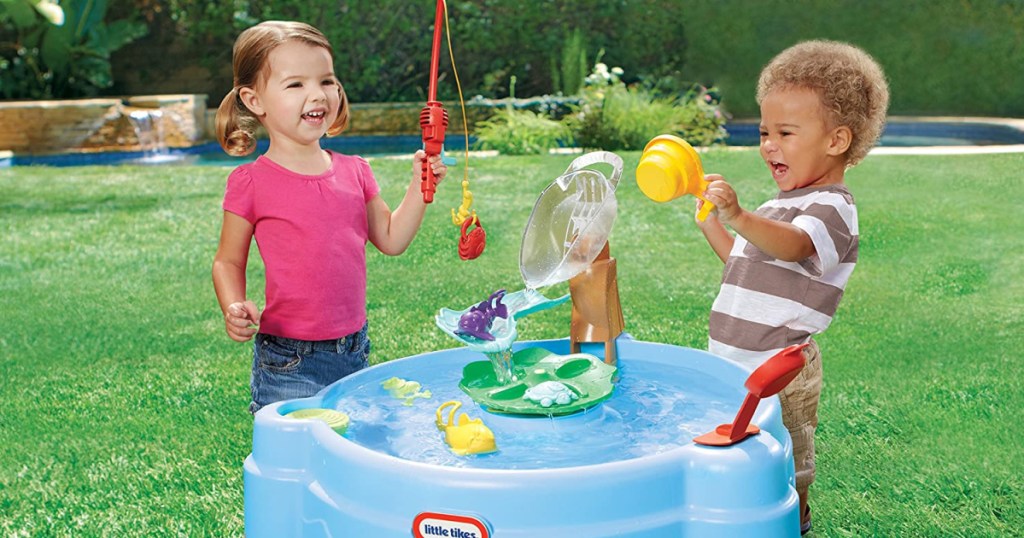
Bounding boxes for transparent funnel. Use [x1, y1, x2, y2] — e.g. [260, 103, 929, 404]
[520, 151, 623, 289]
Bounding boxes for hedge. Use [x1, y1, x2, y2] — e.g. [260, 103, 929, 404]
[99, 0, 1024, 118]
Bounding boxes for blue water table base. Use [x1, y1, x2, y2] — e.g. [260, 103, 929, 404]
[244, 338, 801, 537]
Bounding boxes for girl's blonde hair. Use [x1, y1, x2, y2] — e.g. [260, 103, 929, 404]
[757, 40, 889, 167]
[216, 21, 350, 156]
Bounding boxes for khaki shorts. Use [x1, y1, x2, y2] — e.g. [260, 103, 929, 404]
[778, 338, 823, 503]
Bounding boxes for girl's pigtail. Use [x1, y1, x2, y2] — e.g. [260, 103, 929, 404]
[216, 87, 258, 156]
[326, 83, 350, 137]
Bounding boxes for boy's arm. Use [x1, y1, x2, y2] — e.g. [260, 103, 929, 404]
[722, 210, 815, 262]
[697, 208, 734, 263]
[704, 178, 815, 263]
[367, 151, 446, 256]
[212, 211, 260, 341]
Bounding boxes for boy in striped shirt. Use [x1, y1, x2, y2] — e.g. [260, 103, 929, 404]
[697, 41, 889, 534]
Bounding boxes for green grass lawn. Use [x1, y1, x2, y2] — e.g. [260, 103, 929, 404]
[1, 149, 1022, 536]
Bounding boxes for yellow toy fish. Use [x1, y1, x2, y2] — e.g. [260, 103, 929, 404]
[435, 400, 497, 456]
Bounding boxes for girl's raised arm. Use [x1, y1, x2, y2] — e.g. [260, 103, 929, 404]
[367, 150, 446, 256]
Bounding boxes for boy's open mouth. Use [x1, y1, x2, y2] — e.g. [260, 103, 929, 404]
[769, 160, 789, 179]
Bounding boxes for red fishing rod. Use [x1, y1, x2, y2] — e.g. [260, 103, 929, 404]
[419, 1, 486, 261]
[420, 0, 449, 203]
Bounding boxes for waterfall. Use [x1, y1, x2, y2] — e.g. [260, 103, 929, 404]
[126, 109, 185, 164]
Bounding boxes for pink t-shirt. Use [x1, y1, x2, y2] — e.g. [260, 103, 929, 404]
[222, 151, 380, 340]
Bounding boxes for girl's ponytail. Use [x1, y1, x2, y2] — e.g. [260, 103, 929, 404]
[326, 82, 350, 137]
[215, 87, 258, 156]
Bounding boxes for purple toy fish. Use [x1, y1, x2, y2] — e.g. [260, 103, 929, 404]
[456, 290, 508, 341]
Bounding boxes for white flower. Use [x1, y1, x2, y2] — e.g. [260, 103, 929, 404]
[34, 1, 65, 26]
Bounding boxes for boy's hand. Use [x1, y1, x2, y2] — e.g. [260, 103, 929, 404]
[225, 300, 260, 342]
[703, 175, 743, 225]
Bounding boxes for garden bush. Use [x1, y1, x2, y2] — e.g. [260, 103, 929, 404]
[11, 1, 1018, 119]
[681, 0, 1024, 118]
[566, 61, 728, 151]
[103, 0, 691, 108]
[0, 0, 146, 99]
[472, 76, 573, 155]
[473, 106, 573, 155]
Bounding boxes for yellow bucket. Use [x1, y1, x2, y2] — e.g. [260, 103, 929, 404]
[635, 135, 715, 221]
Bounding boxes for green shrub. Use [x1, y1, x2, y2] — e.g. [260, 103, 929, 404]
[681, 0, 1024, 118]
[566, 61, 728, 151]
[550, 28, 588, 96]
[473, 107, 574, 155]
[0, 0, 145, 99]
[473, 77, 573, 155]
[88, 0, 1024, 118]
[113, 0, 691, 106]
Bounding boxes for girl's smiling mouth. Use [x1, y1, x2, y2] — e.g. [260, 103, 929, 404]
[302, 110, 326, 124]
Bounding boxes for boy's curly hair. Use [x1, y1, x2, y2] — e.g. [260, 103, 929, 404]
[757, 40, 889, 167]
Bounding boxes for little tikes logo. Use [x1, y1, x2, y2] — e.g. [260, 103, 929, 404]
[413, 512, 490, 538]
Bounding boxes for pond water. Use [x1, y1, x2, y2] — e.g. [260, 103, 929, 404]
[4, 120, 1023, 167]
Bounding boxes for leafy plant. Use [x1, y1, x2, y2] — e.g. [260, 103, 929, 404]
[0, 0, 146, 99]
[566, 59, 728, 151]
[474, 107, 574, 156]
[550, 28, 588, 96]
[473, 76, 573, 155]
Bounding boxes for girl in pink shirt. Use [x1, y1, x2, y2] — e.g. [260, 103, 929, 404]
[211, 21, 446, 413]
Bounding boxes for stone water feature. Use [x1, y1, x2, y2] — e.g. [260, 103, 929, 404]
[0, 94, 205, 155]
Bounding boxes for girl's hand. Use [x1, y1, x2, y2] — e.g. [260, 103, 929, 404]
[224, 300, 260, 342]
[412, 150, 448, 187]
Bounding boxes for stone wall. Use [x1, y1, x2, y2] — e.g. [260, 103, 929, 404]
[0, 99, 121, 154]
[2, 96, 509, 155]
[348, 102, 491, 135]
[201, 101, 492, 141]
[0, 95, 206, 155]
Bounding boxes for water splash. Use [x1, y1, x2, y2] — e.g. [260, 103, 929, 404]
[484, 348, 516, 385]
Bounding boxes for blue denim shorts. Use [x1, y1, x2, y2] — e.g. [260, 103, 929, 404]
[249, 322, 370, 414]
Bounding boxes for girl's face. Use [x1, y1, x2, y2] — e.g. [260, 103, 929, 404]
[759, 87, 848, 191]
[246, 40, 340, 149]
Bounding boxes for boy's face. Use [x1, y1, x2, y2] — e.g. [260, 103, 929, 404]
[759, 87, 847, 191]
[245, 40, 341, 149]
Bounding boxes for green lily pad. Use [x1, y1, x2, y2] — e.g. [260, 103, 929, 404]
[285, 408, 350, 434]
[459, 347, 616, 415]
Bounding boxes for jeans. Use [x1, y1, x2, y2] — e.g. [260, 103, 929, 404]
[249, 322, 370, 414]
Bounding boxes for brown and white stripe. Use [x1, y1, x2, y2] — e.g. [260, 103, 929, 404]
[709, 185, 858, 368]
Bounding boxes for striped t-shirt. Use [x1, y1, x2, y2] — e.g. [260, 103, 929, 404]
[709, 184, 858, 369]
